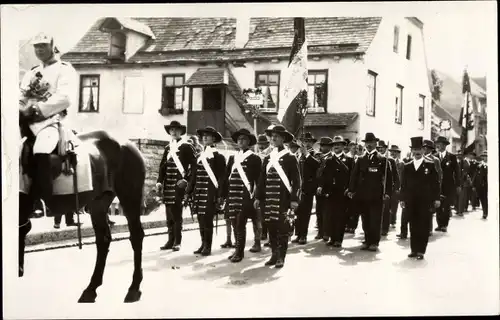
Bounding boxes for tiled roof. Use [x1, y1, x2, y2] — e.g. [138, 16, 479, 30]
[63, 17, 381, 64]
[266, 112, 358, 128]
[99, 17, 156, 39]
[185, 68, 226, 86]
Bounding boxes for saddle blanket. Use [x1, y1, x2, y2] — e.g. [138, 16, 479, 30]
[20, 145, 94, 195]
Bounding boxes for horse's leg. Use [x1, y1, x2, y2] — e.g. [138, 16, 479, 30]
[78, 192, 115, 303]
[19, 193, 33, 277]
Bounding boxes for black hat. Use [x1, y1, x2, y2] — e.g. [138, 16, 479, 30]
[423, 139, 435, 149]
[231, 128, 257, 146]
[409, 136, 424, 149]
[388, 145, 401, 153]
[332, 135, 347, 145]
[435, 136, 450, 146]
[265, 124, 276, 137]
[257, 134, 270, 145]
[299, 132, 317, 143]
[265, 124, 294, 143]
[196, 126, 223, 143]
[288, 139, 300, 148]
[376, 140, 388, 148]
[361, 132, 379, 143]
[319, 137, 334, 146]
[164, 120, 186, 135]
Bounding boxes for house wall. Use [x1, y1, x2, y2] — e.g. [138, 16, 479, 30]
[362, 17, 432, 153]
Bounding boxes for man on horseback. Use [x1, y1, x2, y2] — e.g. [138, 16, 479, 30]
[19, 32, 78, 210]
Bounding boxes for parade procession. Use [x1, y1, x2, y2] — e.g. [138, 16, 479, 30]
[5, 4, 496, 317]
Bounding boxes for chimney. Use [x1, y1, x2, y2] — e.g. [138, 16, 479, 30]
[235, 17, 250, 49]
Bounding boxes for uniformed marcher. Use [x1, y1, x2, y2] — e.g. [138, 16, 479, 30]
[222, 129, 262, 262]
[292, 133, 320, 245]
[318, 136, 353, 248]
[376, 140, 399, 237]
[474, 151, 488, 219]
[187, 126, 226, 256]
[400, 137, 441, 260]
[156, 121, 197, 251]
[434, 136, 461, 232]
[254, 125, 300, 268]
[423, 139, 443, 236]
[347, 133, 393, 251]
[460, 151, 476, 214]
[256, 133, 273, 243]
[388, 145, 404, 229]
[19, 32, 78, 210]
[397, 155, 414, 240]
[314, 139, 334, 241]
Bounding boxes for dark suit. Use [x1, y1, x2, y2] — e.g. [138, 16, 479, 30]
[474, 162, 488, 218]
[436, 152, 461, 228]
[381, 157, 400, 234]
[315, 152, 332, 238]
[399, 157, 413, 236]
[319, 153, 353, 243]
[389, 158, 405, 226]
[400, 159, 440, 254]
[295, 151, 320, 239]
[348, 151, 393, 246]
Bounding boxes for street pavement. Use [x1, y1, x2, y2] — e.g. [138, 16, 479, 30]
[5, 207, 498, 318]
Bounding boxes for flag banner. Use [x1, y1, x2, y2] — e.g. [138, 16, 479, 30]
[278, 18, 308, 136]
[459, 69, 475, 152]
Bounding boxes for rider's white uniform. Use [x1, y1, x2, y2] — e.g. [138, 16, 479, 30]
[19, 60, 78, 154]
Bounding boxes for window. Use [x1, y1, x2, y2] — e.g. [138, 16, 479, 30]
[79, 75, 100, 113]
[109, 32, 126, 59]
[393, 26, 400, 53]
[366, 71, 377, 116]
[161, 74, 185, 111]
[307, 70, 328, 112]
[395, 84, 404, 124]
[418, 94, 425, 129]
[202, 87, 223, 110]
[255, 71, 280, 112]
[123, 76, 144, 114]
[406, 35, 412, 60]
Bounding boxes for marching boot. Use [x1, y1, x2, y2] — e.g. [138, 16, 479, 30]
[265, 235, 278, 266]
[275, 236, 287, 268]
[231, 229, 245, 263]
[160, 228, 175, 250]
[249, 240, 261, 253]
[194, 228, 205, 254]
[201, 228, 213, 256]
[172, 222, 182, 251]
[228, 227, 240, 260]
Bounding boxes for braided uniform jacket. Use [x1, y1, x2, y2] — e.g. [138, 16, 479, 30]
[157, 140, 196, 205]
[222, 150, 262, 220]
[256, 148, 300, 222]
[187, 147, 226, 215]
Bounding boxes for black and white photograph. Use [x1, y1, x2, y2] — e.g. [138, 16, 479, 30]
[1, 2, 498, 318]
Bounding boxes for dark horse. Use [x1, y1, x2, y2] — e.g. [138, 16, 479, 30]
[19, 112, 146, 303]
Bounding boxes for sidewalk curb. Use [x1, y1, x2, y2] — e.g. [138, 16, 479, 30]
[25, 215, 226, 247]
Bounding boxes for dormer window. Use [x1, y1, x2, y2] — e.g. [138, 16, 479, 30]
[109, 32, 126, 59]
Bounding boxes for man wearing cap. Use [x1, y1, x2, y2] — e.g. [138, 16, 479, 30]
[318, 136, 353, 248]
[222, 129, 262, 262]
[434, 136, 461, 232]
[254, 125, 300, 268]
[292, 133, 320, 245]
[423, 139, 443, 236]
[186, 126, 227, 256]
[474, 151, 488, 219]
[347, 133, 393, 251]
[156, 121, 196, 251]
[19, 32, 78, 209]
[376, 140, 400, 237]
[400, 137, 441, 260]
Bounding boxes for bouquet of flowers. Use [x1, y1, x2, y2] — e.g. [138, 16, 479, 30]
[21, 72, 52, 102]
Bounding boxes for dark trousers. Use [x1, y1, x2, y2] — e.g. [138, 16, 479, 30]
[478, 188, 488, 217]
[358, 199, 383, 246]
[165, 204, 183, 245]
[408, 200, 433, 254]
[267, 217, 290, 261]
[381, 199, 392, 234]
[400, 207, 410, 236]
[295, 193, 314, 238]
[390, 192, 399, 225]
[436, 195, 452, 228]
[315, 196, 326, 236]
[54, 212, 74, 225]
[197, 211, 215, 249]
[469, 187, 479, 208]
[260, 205, 268, 238]
[324, 196, 348, 243]
[459, 186, 471, 213]
[235, 207, 260, 255]
[347, 202, 361, 231]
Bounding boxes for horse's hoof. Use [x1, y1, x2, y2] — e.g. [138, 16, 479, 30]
[124, 289, 142, 303]
[19, 267, 24, 277]
[78, 289, 97, 303]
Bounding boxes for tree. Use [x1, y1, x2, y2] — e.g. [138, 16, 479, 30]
[430, 69, 443, 101]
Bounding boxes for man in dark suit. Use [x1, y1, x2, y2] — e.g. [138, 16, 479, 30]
[314, 139, 334, 241]
[347, 133, 393, 251]
[396, 155, 414, 240]
[434, 136, 461, 232]
[460, 151, 476, 213]
[423, 139, 442, 236]
[388, 145, 404, 229]
[400, 137, 441, 260]
[474, 151, 488, 219]
[318, 136, 353, 248]
[292, 133, 320, 245]
[377, 140, 399, 236]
